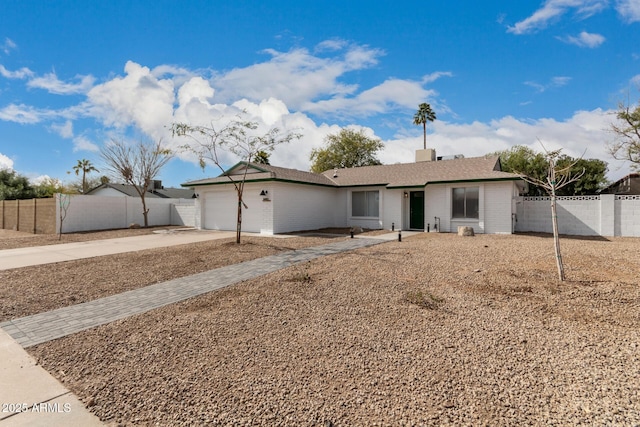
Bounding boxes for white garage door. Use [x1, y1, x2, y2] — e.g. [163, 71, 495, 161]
[203, 187, 264, 233]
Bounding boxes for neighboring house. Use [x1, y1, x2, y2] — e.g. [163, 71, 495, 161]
[599, 173, 640, 195]
[87, 181, 195, 199]
[182, 150, 526, 235]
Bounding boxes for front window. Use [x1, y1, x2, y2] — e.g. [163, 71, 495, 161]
[352, 190, 379, 217]
[452, 187, 479, 219]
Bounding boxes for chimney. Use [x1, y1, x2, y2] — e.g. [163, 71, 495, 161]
[415, 149, 436, 162]
[153, 180, 163, 190]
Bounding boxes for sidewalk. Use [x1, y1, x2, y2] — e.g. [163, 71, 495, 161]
[0, 229, 417, 426]
[0, 229, 241, 271]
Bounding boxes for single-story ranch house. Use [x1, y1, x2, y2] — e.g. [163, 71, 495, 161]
[182, 149, 526, 235]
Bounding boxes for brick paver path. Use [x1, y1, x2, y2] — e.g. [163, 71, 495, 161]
[1, 237, 389, 348]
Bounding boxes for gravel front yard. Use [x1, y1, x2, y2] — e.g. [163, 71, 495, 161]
[3, 232, 640, 425]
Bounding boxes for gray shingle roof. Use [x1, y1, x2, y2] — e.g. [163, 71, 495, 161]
[183, 163, 336, 187]
[322, 155, 519, 187]
[182, 156, 521, 189]
[87, 183, 194, 198]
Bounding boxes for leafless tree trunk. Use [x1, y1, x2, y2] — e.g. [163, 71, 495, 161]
[57, 193, 71, 240]
[516, 142, 584, 281]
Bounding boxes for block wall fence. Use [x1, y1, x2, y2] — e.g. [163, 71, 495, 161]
[0, 198, 56, 234]
[0, 195, 195, 234]
[515, 194, 640, 237]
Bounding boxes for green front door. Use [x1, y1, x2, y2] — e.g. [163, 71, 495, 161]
[409, 191, 425, 230]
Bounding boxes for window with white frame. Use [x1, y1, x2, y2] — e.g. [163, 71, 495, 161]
[452, 187, 479, 219]
[352, 190, 379, 217]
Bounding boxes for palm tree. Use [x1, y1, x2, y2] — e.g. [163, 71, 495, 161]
[73, 159, 99, 194]
[413, 103, 436, 150]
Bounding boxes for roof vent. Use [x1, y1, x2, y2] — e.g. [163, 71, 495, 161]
[333, 169, 338, 178]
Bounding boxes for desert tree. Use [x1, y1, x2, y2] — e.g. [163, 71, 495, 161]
[72, 159, 99, 194]
[0, 169, 36, 200]
[493, 145, 607, 195]
[608, 96, 640, 170]
[413, 102, 436, 150]
[172, 118, 301, 243]
[310, 128, 384, 173]
[100, 139, 174, 227]
[515, 141, 585, 281]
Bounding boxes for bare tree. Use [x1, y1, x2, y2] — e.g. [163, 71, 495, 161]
[57, 193, 71, 240]
[608, 97, 640, 170]
[172, 119, 301, 243]
[100, 139, 174, 227]
[516, 142, 585, 281]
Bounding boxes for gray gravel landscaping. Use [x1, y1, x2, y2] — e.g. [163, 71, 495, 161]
[3, 231, 639, 425]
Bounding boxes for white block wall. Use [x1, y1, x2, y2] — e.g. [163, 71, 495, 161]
[57, 195, 195, 233]
[171, 203, 196, 226]
[516, 195, 640, 237]
[615, 196, 640, 237]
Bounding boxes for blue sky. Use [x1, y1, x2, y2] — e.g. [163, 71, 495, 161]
[1, 0, 639, 188]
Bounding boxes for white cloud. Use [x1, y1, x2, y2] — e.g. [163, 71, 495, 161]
[315, 39, 348, 52]
[1, 38, 17, 55]
[72, 135, 99, 152]
[27, 72, 96, 95]
[631, 74, 640, 86]
[524, 76, 572, 92]
[560, 31, 606, 47]
[508, 0, 609, 34]
[87, 61, 175, 139]
[616, 0, 640, 22]
[422, 71, 454, 84]
[0, 104, 43, 123]
[51, 120, 74, 138]
[302, 78, 437, 118]
[0, 64, 34, 79]
[211, 42, 383, 110]
[0, 152, 13, 170]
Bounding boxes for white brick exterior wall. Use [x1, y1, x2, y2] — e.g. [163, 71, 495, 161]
[382, 189, 403, 230]
[423, 181, 517, 234]
[272, 182, 345, 233]
[424, 185, 449, 232]
[483, 181, 516, 234]
[197, 182, 345, 234]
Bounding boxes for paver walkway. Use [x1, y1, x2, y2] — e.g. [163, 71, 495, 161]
[1, 237, 390, 348]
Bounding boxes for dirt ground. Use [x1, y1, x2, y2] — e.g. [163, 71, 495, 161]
[1, 229, 639, 425]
